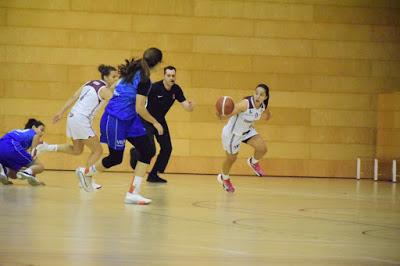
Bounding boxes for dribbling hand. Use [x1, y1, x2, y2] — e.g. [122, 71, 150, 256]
[215, 110, 222, 120]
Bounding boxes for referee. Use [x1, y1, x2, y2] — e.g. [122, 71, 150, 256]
[130, 65, 194, 183]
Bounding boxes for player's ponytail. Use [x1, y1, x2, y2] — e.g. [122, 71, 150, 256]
[257, 83, 270, 107]
[139, 58, 150, 83]
[24, 118, 44, 129]
[118, 58, 139, 83]
[118, 47, 162, 84]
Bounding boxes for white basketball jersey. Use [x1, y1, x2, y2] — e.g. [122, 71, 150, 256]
[225, 96, 266, 135]
[70, 80, 106, 121]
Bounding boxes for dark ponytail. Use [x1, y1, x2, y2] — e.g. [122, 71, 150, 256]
[139, 59, 150, 82]
[24, 118, 44, 129]
[119, 47, 162, 84]
[257, 83, 270, 107]
[118, 58, 141, 84]
[98, 64, 116, 80]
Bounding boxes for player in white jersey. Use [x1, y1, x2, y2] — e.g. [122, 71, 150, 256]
[217, 84, 271, 193]
[36, 65, 119, 189]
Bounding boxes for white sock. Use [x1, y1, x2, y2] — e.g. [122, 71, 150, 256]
[222, 173, 230, 180]
[49, 144, 58, 152]
[41, 143, 58, 152]
[251, 157, 259, 164]
[133, 176, 143, 194]
[24, 168, 33, 175]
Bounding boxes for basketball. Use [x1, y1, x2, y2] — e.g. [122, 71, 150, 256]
[216, 96, 235, 116]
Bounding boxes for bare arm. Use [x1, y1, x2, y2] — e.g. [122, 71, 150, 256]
[31, 132, 44, 150]
[99, 80, 118, 101]
[217, 99, 248, 120]
[30, 131, 44, 160]
[262, 108, 272, 121]
[53, 87, 82, 123]
[180, 100, 195, 112]
[136, 94, 164, 135]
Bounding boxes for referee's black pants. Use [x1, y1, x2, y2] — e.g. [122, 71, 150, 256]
[130, 120, 172, 175]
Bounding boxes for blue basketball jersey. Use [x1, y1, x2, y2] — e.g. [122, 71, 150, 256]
[105, 71, 142, 121]
[1, 129, 36, 150]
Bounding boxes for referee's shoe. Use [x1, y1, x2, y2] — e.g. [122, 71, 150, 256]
[147, 173, 167, 183]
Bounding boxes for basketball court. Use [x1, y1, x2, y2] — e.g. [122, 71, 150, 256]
[1, 171, 399, 265]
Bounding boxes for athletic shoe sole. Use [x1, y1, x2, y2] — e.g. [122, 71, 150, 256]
[0, 174, 12, 185]
[79, 183, 102, 190]
[124, 198, 151, 205]
[124, 193, 152, 205]
[17, 172, 42, 186]
[76, 169, 93, 192]
[217, 174, 235, 192]
[247, 159, 263, 177]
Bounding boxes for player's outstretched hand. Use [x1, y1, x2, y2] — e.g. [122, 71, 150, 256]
[188, 100, 195, 111]
[52, 113, 63, 124]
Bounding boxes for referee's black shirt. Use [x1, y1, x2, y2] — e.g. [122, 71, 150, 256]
[146, 80, 186, 123]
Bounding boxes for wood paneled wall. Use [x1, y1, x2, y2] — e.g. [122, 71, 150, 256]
[377, 92, 400, 160]
[1, 0, 400, 177]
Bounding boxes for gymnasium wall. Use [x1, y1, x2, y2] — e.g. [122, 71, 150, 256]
[0, 0, 399, 177]
[374, 91, 400, 180]
[377, 92, 400, 160]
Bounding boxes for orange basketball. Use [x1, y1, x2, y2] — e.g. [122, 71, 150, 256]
[216, 96, 235, 116]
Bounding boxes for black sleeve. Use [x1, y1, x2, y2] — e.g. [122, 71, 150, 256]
[175, 85, 186, 102]
[137, 80, 151, 96]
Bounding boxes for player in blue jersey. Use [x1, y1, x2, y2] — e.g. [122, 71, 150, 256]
[0, 118, 46, 186]
[77, 47, 163, 205]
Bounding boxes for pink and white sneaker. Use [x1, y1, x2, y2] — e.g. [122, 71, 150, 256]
[217, 174, 235, 193]
[247, 158, 265, 177]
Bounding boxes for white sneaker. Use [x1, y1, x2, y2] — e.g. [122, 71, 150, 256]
[93, 182, 102, 189]
[79, 179, 102, 190]
[76, 167, 93, 192]
[16, 171, 43, 186]
[0, 163, 12, 185]
[124, 192, 152, 205]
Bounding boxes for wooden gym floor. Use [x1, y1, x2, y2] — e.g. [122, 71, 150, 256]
[0, 171, 399, 266]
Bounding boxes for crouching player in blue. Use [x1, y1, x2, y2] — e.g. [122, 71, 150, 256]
[0, 118, 46, 186]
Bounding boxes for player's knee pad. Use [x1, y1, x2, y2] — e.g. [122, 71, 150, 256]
[129, 148, 138, 169]
[137, 145, 155, 164]
[102, 150, 124, 168]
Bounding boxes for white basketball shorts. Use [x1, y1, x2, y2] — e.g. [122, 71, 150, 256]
[221, 125, 258, 154]
[66, 113, 96, 140]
